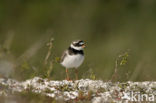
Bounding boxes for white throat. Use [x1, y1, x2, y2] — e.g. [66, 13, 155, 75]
[70, 44, 83, 50]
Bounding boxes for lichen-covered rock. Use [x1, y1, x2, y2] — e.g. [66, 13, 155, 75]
[0, 77, 156, 103]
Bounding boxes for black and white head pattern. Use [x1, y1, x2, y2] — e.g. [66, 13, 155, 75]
[70, 40, 85, 50]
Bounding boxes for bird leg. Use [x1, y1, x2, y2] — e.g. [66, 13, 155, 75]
[75, 69, 78, 80]
[66, 68, 70, 81]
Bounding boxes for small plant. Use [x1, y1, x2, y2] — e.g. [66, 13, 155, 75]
[44, 38, 54, 78]
[82, 68, 96, 80]
[44, 38, 54, 65]
[119, 51, 129, 66]
[15, 60, 35, 80]
[89, 70, 96, 80]
[111, 50, 130, 82]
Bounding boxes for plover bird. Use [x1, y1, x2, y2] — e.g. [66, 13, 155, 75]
[60, 40, 85, 80]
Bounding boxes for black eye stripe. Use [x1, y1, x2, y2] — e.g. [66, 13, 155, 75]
[74, 43, 80, 46]
[78, 41, 84, 44]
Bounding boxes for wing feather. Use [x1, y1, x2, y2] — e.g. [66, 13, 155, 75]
[60, 50, 67, 63]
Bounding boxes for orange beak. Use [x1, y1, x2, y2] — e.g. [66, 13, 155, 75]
[82, 45, 86, 48]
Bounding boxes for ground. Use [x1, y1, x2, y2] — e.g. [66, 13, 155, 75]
[0, 77, 156, 103]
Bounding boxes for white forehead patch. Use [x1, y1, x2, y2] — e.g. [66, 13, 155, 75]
[79, 42, 84, 45]
[70, 44, 84, 50]
[73, 41, 78, 44]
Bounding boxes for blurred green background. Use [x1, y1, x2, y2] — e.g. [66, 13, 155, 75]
[0, 0, 156, 81]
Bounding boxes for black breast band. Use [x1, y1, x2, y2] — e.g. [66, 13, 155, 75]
[68, 47, 84, 55]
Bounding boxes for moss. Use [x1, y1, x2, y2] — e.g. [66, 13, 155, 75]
[56, 84, 74, 92]
[86, 90, 93, 100]
[118, 83, 129, 90]
[44, 88, 54, 94]
[37, 78, 45, 84]
[97, 87, 106, 93]
[26, 84, 34, 91]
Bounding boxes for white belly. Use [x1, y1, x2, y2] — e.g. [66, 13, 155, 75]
[61, 54, 84, 68]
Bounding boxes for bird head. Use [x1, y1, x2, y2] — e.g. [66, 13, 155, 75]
[70, 40, 85, 50]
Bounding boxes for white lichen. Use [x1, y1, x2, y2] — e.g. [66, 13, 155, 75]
[0, 77, 156, 103]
